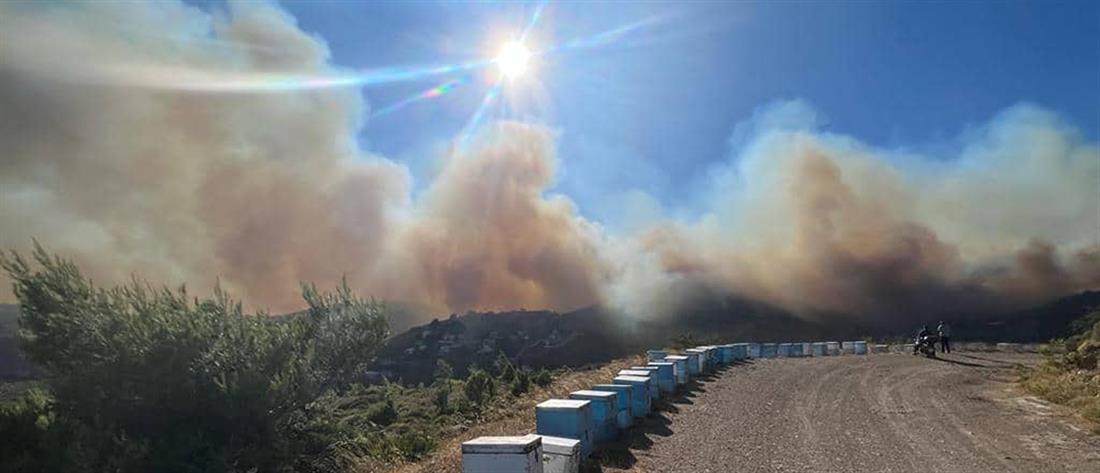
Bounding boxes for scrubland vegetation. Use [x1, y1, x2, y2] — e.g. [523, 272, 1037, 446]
[1020, 308, 1100, 432]
[0, 246, 555, 473]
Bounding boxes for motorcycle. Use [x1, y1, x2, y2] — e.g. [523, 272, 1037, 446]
[914, 334, 938, 358]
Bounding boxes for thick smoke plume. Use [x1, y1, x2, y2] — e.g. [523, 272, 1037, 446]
[1, 2, 1096, 326]
[608, 103, 1099, 322]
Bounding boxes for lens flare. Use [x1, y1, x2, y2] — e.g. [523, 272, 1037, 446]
[495, 42, 531, 80]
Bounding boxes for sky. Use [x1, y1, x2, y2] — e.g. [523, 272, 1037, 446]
[1, 0, 1097, 325]
[267, 0, 1100, 227]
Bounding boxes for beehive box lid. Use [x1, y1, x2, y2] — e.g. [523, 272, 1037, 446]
[539, 435, 580, 456]
[630, 366, 659, 371]
[664, 355, 689, 361]
[570, 390, 616, 399]
[613, 375, 650, 384]
[537, 399, 590, 411]
[618, 369, 652, 377]
[648, 362, 674, 367]
[462, 434, 541, 454]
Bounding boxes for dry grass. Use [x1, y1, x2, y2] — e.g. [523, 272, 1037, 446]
[359, 355, 646, 473]
[1020, 365, 1100, 433]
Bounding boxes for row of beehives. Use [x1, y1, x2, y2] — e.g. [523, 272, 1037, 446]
[460, 340, 870, 473]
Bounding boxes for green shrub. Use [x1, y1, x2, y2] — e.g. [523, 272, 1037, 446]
[366, 399, 399, 426]
[533, 369, 553, 387]
[0, 245, 390, 472]
[495, 352, 517, 383]
[1021, 309, 1100, 433]
[390, 431, 436, 461]
[464, 368, 495, 407]
[510, 371, 531, 396]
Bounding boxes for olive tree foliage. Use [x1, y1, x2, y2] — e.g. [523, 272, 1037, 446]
[301, 279, 390, 390]
[0, 244, 390, 473]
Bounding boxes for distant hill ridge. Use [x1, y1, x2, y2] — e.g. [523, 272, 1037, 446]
[2, 290, 1098, 385]
[374, 291, 1100, 385]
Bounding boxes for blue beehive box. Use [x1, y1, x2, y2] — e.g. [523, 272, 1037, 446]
[826, 341, 840, 355]
[646, 349, 668, 362]
[682, 352, 701, 375]
[747, 343, 761, 358]
[693, 347, 712, 370]
[708, 346, 720, 364]
[852, 340, 868, 355]
[801, 342, 812, 357]
[663, 355, 689, 385]
[646, 362, 676, 393]
[685, 348, 704, 367]
[731, 343, 749, 360]
[777, 343, 792, 357]
[760, 343, 778, 358]
[812, 342, 827, 356]
[569, 390, 618, 442]
[686, 347, 704, 369]
[789, 343, 804, 357]
[716, 345, 731, 363]
[612, 376, 651, 417]
[590, 384, 633, 429]
[701, 346, 718, 369]
[536, 399, 594, 457]
[621, 369, 660, 400]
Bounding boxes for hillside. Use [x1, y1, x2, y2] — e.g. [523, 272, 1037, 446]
[375, 291, 1100, 385]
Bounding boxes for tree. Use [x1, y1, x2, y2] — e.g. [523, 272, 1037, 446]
[432, 360, 455, 413]
[464, 368, 495, 407]
[494, 351, 516, 383]
[433, 359, 454, 381]
[302, 277, 391, 390]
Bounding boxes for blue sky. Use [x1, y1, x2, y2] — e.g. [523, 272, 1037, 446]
[250, 1, 1098, 224]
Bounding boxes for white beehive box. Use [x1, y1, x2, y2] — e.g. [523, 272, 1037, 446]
[540, 435, 580, 473]
[462, 434, 544, 473]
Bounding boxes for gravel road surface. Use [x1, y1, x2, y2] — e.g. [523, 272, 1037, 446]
[599, 352, 1099, 473]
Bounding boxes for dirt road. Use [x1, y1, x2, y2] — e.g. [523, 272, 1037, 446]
[600, 352, 1099, 473]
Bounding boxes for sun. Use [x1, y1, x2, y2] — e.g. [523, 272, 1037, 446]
[495, 41, 531, 80]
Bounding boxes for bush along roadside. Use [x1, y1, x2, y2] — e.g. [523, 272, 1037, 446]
[1020, 309, 1100, 433]
[0, 245, 559, 473]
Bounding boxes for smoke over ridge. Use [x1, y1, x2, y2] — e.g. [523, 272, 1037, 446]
[1, 2, 1096, 326]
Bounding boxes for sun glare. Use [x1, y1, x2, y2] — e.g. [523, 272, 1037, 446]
[495, 41, 530, 80]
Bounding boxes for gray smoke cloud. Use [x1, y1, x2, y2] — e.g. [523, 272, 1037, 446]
[607, 102, 1100, 321]
[1, 2, 1096, 326]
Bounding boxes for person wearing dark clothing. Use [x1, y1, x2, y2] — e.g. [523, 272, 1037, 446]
[937, 321, 951, 353]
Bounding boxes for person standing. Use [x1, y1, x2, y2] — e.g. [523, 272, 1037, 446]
[937, 321, 951, 353]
